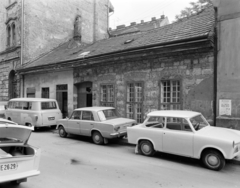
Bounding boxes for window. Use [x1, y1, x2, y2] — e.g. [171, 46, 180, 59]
[145, 116, 165, 128]
[41, 102, 57, 110]
[100, 84, 114, 107]
[166, 117, 192, 132]
[42, 88, 49, 98]
[82, 111, 94, 121]
[160, 80, 181, 110]
[7, 26, 11, 47]
[27, 87, 36, 98]
[22, 102, 32, 110]
[12, 23, 16, 46]
[70, 111, 81, 120]
[126, 82, 143, 123]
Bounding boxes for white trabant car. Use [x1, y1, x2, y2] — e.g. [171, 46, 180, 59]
[0, 118, 41, 185]
[127, 110, 240, 171]
[57, 107, 137, 145]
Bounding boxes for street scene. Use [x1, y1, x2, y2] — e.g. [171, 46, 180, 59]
[1, 0, 240, 187]
[1, 127, 240, 188]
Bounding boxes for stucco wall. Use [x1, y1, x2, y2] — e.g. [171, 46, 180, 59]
[73, 53, 214, 121]
[23, 0, 109, 64]
[216, 0, 240, 129]
[23, 70, 74, 115]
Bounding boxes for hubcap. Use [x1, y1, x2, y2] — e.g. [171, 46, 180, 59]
[142, 144, 150, 153]
[207, 155, 219, 166]
[60, 129, 64, 135]
[95, 135, 100, 142]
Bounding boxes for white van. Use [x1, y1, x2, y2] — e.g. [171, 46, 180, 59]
[5, 98, 62, 130]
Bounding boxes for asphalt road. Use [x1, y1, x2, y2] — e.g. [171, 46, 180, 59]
[1, 127, 240, 188]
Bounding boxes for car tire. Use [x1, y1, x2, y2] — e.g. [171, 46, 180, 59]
[11, 180, 21, 185]
[202, 149, 225, 171]
[139, 140, 155, 156]
[58, 126, 67, 138]
[92, 131, 104, 145]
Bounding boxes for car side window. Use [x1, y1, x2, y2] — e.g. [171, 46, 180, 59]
[82, 111, 94, 121]
[70, 111, 81, 120]
[145, 116, 164, 128]
[166, 117, 192, 132]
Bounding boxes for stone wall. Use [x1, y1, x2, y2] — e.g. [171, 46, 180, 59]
[73, 52, 214, 121]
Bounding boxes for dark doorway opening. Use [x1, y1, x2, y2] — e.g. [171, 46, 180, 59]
[8, 70, 17, 99]
[56, 85, 68, 118]
[76, 82, 92, 108]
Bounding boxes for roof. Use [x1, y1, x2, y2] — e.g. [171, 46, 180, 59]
[20, 6, 214, 71]
[148, 110, 201, 118]
[109, 16, 169, 36]
[74, 106, 114, 112]
[9, 98, 57, 102]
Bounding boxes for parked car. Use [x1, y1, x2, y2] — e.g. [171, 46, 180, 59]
[57, 106, 137, 145]
[0, 119, 41, 185]
[5, 98, 62, 130]
[127, 110, 240, 171]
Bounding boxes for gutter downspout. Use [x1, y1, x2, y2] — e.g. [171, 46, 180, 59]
[21, 0, 24, 97]
[213, 6, 218, 126]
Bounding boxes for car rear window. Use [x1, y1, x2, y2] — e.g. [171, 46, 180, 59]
[41, 102, 57, 110]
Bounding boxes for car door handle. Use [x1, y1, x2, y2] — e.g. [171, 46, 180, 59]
[90, 124, 94, 125]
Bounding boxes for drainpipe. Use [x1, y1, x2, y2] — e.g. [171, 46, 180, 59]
[21, 0, 24, 97]
[213, 6, 218, 127]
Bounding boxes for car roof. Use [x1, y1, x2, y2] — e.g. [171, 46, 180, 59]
[74, 106, 114, 112]
[147, 110, 201, 118]
[9, 98, 57, 102]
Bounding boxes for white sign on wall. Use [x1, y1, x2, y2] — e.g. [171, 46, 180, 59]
[219, 99, 231, 116]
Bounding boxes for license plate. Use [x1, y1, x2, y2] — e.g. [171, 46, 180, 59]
[0, 163, 18, 171]
[48, 117, 55, 120]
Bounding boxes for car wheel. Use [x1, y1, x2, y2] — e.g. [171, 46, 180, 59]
[92, 131, 104, 145]
[202, 149, 225, 171]
[139, 140, 155, 156]
[58, 126, 67, 138]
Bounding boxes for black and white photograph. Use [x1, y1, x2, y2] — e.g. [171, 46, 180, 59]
[0, 0, 240, 187]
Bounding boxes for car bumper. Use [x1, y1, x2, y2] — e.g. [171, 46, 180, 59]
[0, 170, 40, 183]
[110, 131, 127, 138]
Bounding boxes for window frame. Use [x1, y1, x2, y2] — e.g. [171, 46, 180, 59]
[159, 79, 182, 110]
[125, 81, 144, 123]
[100, 84, 115, 107]
[42, 87, 50, 98]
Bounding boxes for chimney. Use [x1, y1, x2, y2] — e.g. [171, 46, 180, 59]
[151, 17, 156, 21]
[161, 15, 165, 19]
[117, 24, 126, 29]
[130, 22, 136, 26]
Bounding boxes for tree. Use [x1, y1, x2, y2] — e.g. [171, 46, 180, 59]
[175, 0, 212, 21]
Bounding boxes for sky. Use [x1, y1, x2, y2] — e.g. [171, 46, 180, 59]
[109, 0, 198, 29]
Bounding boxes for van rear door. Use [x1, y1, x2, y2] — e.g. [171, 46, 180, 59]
[40, 101, 62, 126]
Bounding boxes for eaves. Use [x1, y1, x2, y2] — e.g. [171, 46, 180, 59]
[18, 34, 213, 75]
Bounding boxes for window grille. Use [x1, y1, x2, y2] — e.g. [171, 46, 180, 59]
[100, 84, 114, 107]
[126, 82, 143, 123]
[160, 80, 181, 110]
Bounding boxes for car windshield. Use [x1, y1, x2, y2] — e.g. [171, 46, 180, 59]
[98, 109, 118, 121]
[190, 115, 209, 131]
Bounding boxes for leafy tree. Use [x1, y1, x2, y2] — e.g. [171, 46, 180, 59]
[175, 0, 212, 21]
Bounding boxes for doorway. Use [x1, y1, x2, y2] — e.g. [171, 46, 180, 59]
[56, 84, 68, 118]
[76, 82, 92, 108]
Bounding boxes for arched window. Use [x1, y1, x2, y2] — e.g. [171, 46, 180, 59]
[7, 26, 11, 47]
[12, 23, 16, 46]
